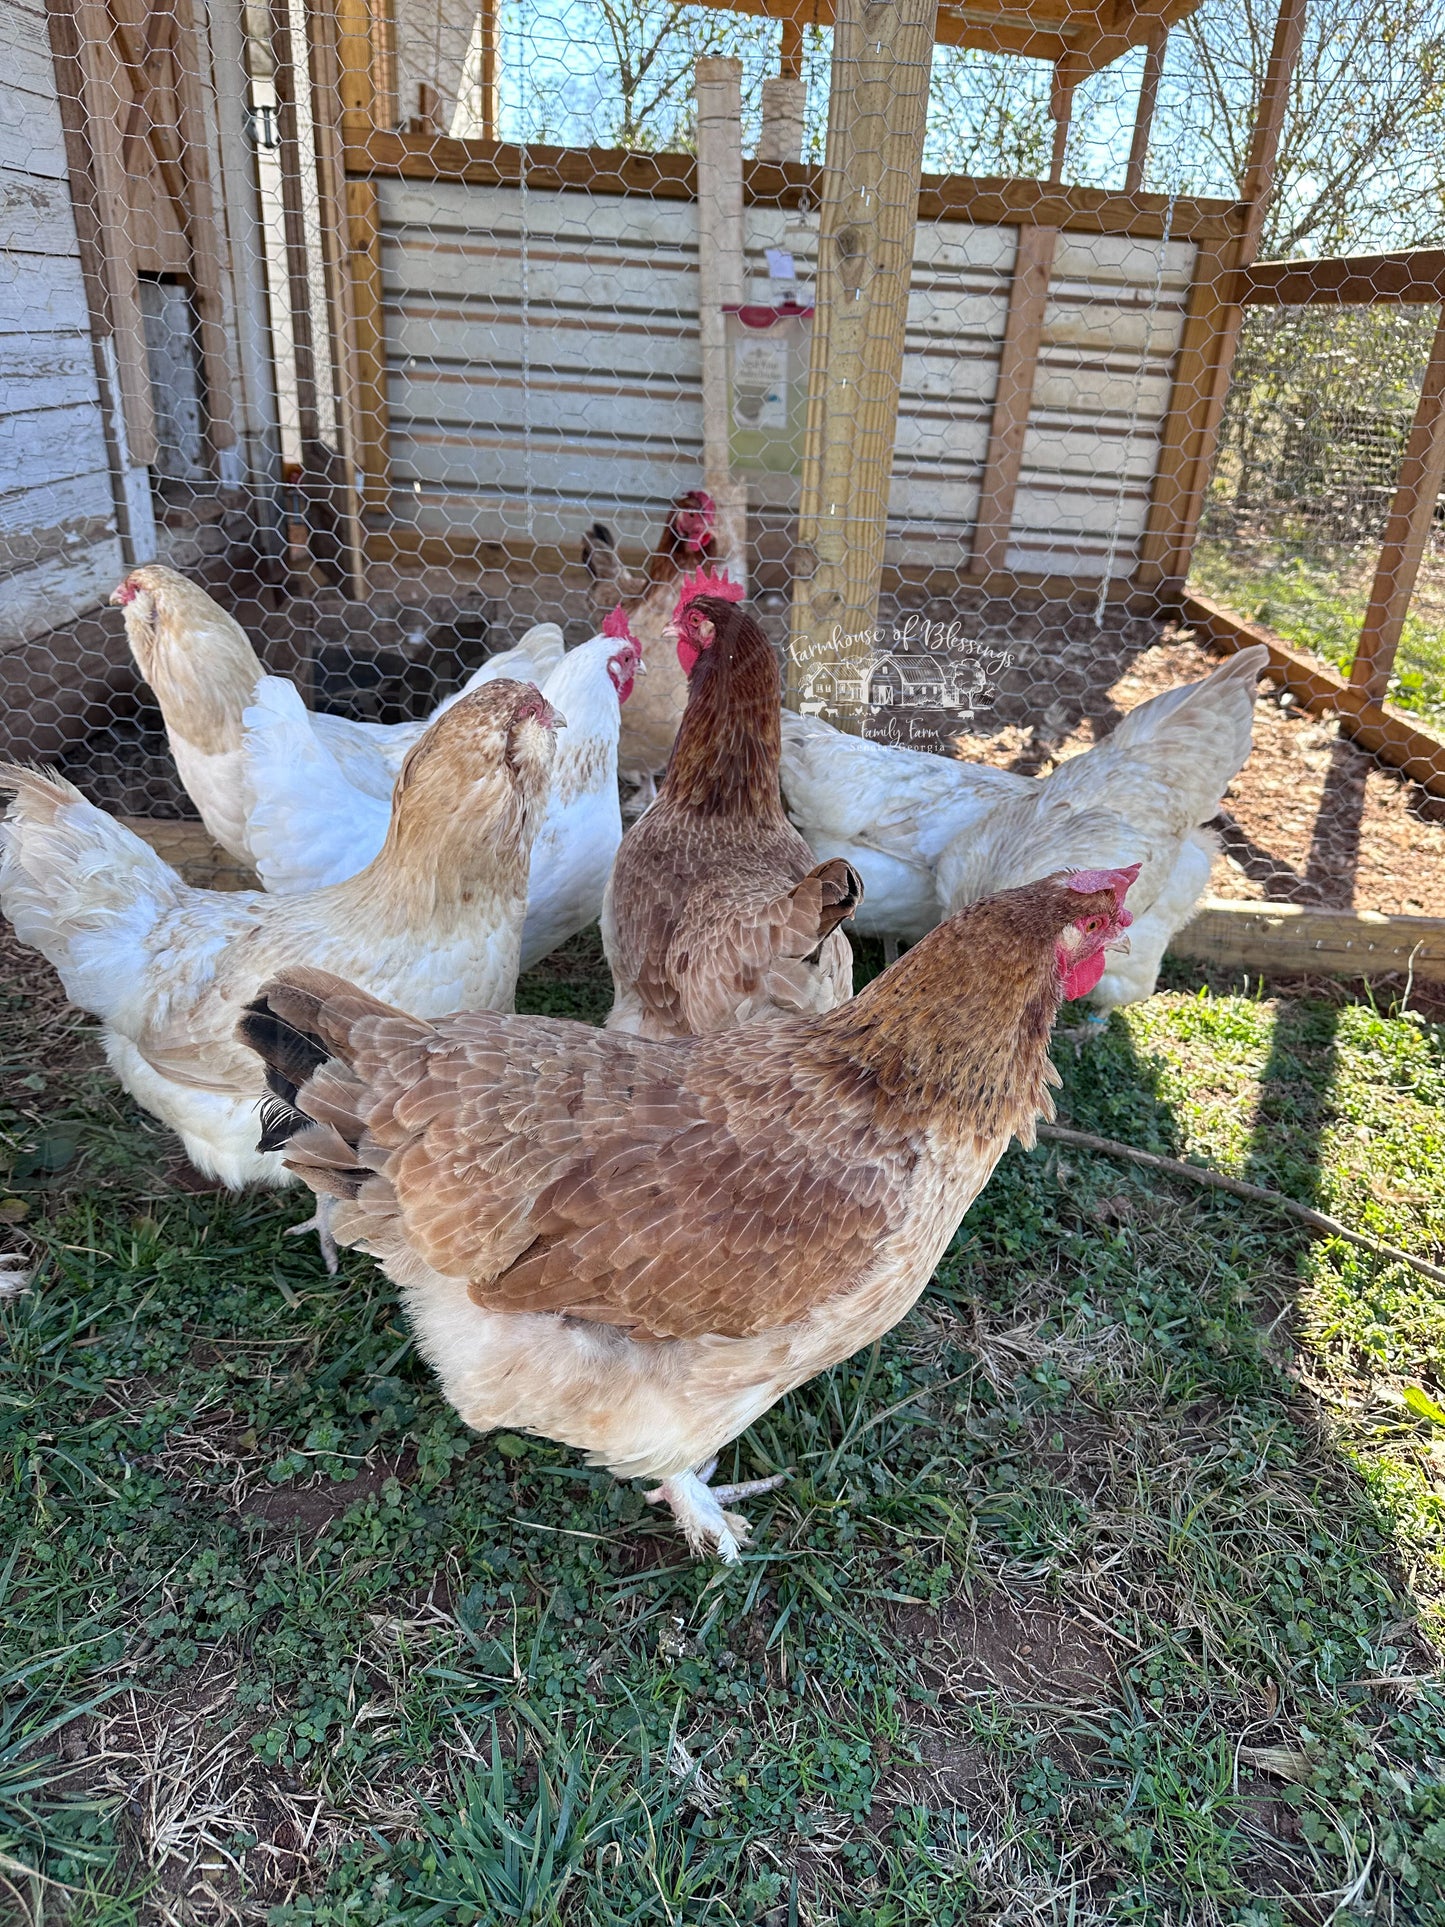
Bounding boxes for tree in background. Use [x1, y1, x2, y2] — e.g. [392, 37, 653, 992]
[1174, 0, 1445, 255]
[925, 47, 1053, 180]
[1183, 0, 1445, 532]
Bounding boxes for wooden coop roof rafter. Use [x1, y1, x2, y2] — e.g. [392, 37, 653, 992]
[679, 0, 1204, 75]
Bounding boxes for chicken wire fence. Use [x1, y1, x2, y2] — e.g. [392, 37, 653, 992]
[5, 0, 1445, 921]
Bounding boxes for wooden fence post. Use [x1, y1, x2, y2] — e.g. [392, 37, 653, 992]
[1047, 53, 1080, 186]
[787, 0, 937, 721]
[1150, 0, 1306, 593]
[1349, 305, 1445, 702]
[970, 224, 1057, 580]
[308, 0, 367, 596]
[65, 0, 158, 468]
[1124, 32, 1166, 198]
[695, 58, 749, 588]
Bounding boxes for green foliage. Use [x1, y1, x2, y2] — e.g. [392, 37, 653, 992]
[1190, 536, 1445, 729]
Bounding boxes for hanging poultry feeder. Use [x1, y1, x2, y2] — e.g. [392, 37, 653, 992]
[724, 301, 814, 477]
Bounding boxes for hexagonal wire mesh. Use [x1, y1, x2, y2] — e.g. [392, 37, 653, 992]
[4, 0, 1445, 935]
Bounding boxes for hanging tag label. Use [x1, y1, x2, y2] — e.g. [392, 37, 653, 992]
[765, 248, 797, 280]
[733, 334, 789, 430]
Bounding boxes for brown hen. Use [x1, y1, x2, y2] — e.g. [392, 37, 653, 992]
[601, 579, 861, 1039]
[237, 866, 1137, 1561]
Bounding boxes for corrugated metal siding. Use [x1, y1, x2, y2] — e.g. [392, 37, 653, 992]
[0, 0, 124, 646]
[377, 177, 1195, 579]
[380, 180, 703, 555]
[1010, 231, 1195, 578]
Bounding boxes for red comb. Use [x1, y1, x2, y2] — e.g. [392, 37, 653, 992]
[1066, 864, 1139, 923]
[602, 604, 636, 643]
[675, 567, 745, 620]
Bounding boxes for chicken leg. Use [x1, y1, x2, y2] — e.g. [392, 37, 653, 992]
[286, 1196, 339, 1274]
[644, 1458, 789, 1563]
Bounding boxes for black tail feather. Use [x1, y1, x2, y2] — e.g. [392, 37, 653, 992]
[237, 995, 333, 1147]
[256, 1093, 307, 1154]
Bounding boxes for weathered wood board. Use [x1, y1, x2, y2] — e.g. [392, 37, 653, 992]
[1171, 898, 1445, 983]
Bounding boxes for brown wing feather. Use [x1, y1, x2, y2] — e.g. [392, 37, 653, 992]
[255, 977, 915, 1343]
[673, 859, 860, 1036]
[607, 812, 857, 1038]
[395, 1015, 908, 1339]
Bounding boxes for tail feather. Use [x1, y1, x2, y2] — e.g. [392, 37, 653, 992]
[795, 857, 864, 954]
[0, 764, 183, 1018]
[236, 969, 430, 1189]
[1043, 645, 1267, 833]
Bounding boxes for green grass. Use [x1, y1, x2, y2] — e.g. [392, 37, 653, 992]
[1190, 535, 1445, 731]
[2, 930, 1445, 1923]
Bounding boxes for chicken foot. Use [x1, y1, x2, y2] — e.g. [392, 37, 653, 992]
[644, 1458, 789, 1563]
[286, 1196, 339, 1275]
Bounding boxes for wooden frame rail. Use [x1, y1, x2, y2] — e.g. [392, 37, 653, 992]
[1234, 250, 1445, 307]
[1184, 591, 1445, 801]
[1172, 899, 1445, 984]
[336, 127, 1241, 241]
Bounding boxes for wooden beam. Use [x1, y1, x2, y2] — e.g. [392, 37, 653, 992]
[1135, 233, 1235, 587]
[269, 0, 321, 449]
[787, 0, 939, 723]
[661, 0, 1204, 75]
[477, 0, 500, 140]
[65, 0, 157, 466]
[1237, 0, 1308, 267]
[971, 224, 1057, 577]
[1171, 897, 1445, 984]
[1183, 591, 1445, 800]
[170, 0, 239, 459]
[779, 12, 804, 77]
[759, 75, 807, 163]
[1124, 30, 1165, 198]
[1144, 0, 1306, 591]
[308, 0, 368, 595]
[346, 178, 390, 508]
[1234, 249, 1445, 307]
[695, 58, 749, 584]
[340, 129, 1242, 241]
[695, 57, 745, 496]
[1047, 51, 1080, 185]
[1349, 306, 1445, 703]
[45, 0, 156, 562]
[201, 0, 286, 541]
[335, 0, 375, 120]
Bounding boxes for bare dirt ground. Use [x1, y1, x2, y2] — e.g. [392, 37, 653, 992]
[956, 629, 1445, 919]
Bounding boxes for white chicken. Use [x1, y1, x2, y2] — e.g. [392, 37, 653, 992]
[110, 564, 564, 855]
[0, 683, 557, 1226]
[781, 644, 1269, 1018]
[239, 617, 641, 969]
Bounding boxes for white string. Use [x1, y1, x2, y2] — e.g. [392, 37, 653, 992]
[1093, 176, 1180, 626]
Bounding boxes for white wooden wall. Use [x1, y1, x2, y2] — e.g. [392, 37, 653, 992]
[375, 177, 1196, 580]
[0, 0, 140, 647]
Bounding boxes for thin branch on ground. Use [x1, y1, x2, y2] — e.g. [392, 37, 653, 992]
[1038, 1121, 1445, 1288]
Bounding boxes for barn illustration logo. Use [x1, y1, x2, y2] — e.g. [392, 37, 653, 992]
[795, 621, 1008, 749]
